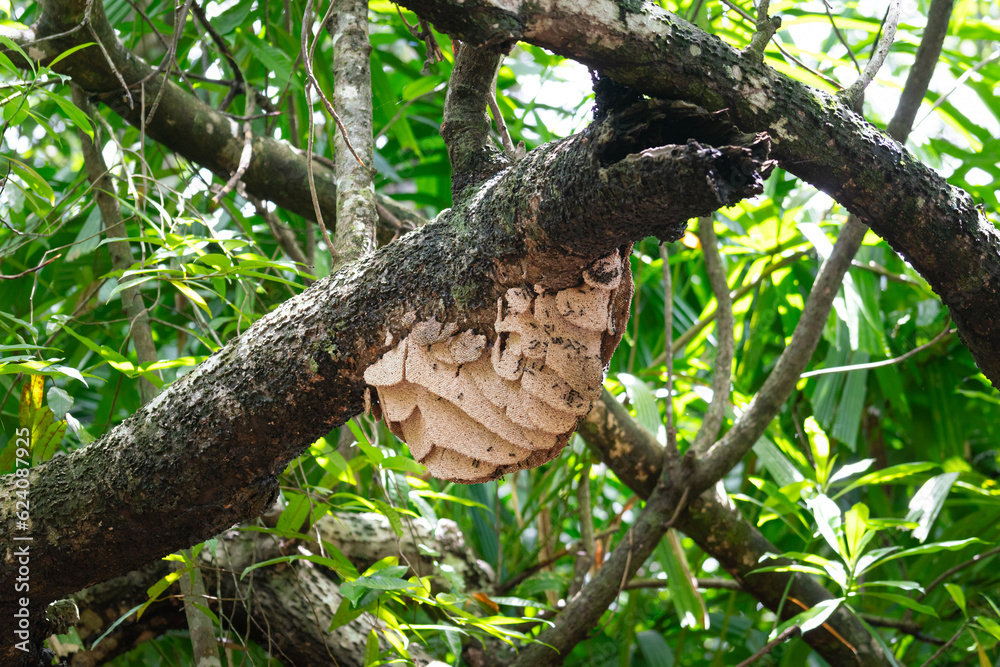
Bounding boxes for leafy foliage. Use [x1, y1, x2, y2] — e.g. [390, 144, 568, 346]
[1, 0, 999, 665]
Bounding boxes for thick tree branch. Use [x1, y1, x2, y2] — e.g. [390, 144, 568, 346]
[16, 0, 401, 238]
[578, 393, 888, 666]
[63, 522, 440, 666]
[0, 107, 771, 664]
[398, 0, 1000, 387]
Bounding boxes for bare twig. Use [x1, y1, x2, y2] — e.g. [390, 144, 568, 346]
[626, 577, 742, 591]
[568, 460, 595, 598]
[801, 324, 953, 378]
[650, 249, 810, 366]
[918, 544, 1000, 602]
[742, 0, 781, 65]
[693, 216, 734, 454]
[72, 85, 160, 404]
[395, 6, 444, 70]
[859, 615, 945, 645]
[144, 0, 194, 122]
[721, 0, 842, 89]
[660, 243, 675, 450]
[487, 62, 517, 158]
[893, 0, 960, 139]
[300, 0, 364, 167]
[917, 625, 966, 667]
[840, 0, 901, 106]
[0, 254, 60, 280]
[821, 0, 860, 73]
[213, 93, 255, 204]
[735, 625, 800, 667]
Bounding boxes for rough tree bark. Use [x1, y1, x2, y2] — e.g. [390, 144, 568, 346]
[0, 53, 772, 667]
[580, 393, 884, 665]
[59, 513, 472, 666]
[396, 0, 1000, 388]
[0, 0, 995, 664]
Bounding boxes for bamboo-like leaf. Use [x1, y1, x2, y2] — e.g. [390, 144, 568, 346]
[906, 472, 959, 542]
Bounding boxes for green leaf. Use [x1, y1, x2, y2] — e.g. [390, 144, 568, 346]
[276, 490, 312, 533]
[753, 435, 805, 487]
[348, 418, 384, 463]
[861, 538, 984, 574]
[945, 583, 967, 616]
[805, 494, 845, 559]
[89, 602, 146, 649]
[636, 629, 675, 667]
[402, 76, 443, 101]
[860, 592, 937, 617]
[340, 575, 419, 604]
[7, 158, 54, 204]
[834, 462, 938, 499]
[804, 416, 830, 483]
[240, 553, 358, 581]
[372, 498, 403, 538]
[212, 1, 254, 35]
[169, 280, 211, 315]
[662, 529, 708, 629]
[329, 597, 366, 631]
[617, 373, 661, 440]
[977, 616, 1000, 642]
[770, 597, 842, 639]
[844, 503, 870, 563]
[0, 34, 32, 74]
[409, 490, 490, 511]
[905, 472, 959, 542]
[364, 628, 380, 665]
[42, 88, 95, 139]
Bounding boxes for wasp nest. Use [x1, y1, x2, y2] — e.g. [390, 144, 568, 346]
[363, 251, 632, 483]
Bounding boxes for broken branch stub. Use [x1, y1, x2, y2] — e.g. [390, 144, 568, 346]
[363, 250, 632, 483]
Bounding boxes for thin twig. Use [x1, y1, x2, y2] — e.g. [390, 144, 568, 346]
[693, 216, 734, 454]
[213, 93, 255, 203]
[840, 0, 901, 106]
[735, 625, 800, 667]
[801, 324, 953, 378]
[568, 460, 595, 598]
[821, 0, 860, 72]
[650, 249, 810, 366]
[918, 544, 1000, 602]
[720, 0, 843, 89]
[742, 0, 781, 65]
[0, 254, 60, 279]
[660, 243, 675, 452]
[915, 48, 1000, 130]
[374, 85, 443, 141]
[859, 614, 945, 645]
[664, 486, 690, 529]
[917, 625, 966, 667]
[300, 0, 364, 167]
[695, 216, 868, 490]
[144, 0, 195, 123]
[626, 577, 742, 591]
[487, 63, 517, 158]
